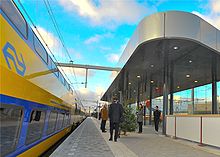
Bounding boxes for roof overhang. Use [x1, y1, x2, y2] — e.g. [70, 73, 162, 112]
[101, 11, 220, 102]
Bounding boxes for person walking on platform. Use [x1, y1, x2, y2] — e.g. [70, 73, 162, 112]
[137, 104, 144, 133]
[108, 97, 124, 142]
[100, 104, 108, 132]
[153, 106, 161, 134]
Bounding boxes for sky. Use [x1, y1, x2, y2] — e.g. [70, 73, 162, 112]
[15, 0, 220, 110]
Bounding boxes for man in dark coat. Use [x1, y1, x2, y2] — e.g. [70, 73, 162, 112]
[153, 106, 161, 133]
[108, 97, 123, 142]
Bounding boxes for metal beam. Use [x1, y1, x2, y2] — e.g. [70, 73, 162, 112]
[56, 63, 121, 71]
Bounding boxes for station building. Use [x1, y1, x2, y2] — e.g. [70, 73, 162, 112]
[102, 11, 220, 148]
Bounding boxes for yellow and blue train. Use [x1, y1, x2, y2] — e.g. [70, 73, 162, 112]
[0, 1, 85, 156]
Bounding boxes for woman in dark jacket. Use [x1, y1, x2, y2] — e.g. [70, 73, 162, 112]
[137, 104, 144, 133]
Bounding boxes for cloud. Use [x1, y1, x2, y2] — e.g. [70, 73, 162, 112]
[95, 86, 105, 96]
[84, 33, 114, 44]
[107, 53, 120, 63]
[33, 26, 60, 53]
[84, 34, 102, 44]
[59, 0, 155, 28]
[68, 48, 83, 60]
[79, 87, 90, 95]
[78, 86, 105, 99]
[106, 38, 129, 63]
[99, 46, 112, 52]
[75, 86, 106, 108]
[192, 0, 220, 30]
[119, 38, 129, 52]
[32, 27, 105, 108]
[33, 26, 74, 62]
[211, 0, 220, 14]
[33, 26, 83, 62]
[106, 38, 129, 81]
[110, 71, 118, 81]
[192, 11, 220, 29]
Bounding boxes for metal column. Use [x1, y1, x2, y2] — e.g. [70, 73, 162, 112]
[192, 88, 194, 114]
[169, 62, 174, 115]
[143, 106, 146, 125]
[149, 82, 153, 125]
[119, 91, 123, 104]
[137, 81, 140, 107]
[212, 55, 218, 114]
[170, 93, 173, 115]
[162, 50, 169, 135]
[85, 68, 88, 88]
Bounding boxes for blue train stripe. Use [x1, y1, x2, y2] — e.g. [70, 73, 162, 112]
[0, 94, 70, 157]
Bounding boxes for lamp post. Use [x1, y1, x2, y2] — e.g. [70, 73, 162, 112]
[137, 75, 141, 107]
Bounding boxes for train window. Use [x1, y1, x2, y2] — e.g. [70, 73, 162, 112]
[0, 104, 23, 156]
[70, 88, 73, 94]
[56, 113, 65, 130]
[49, 58, 59, 77]
[1, 0, 28, 39]
[34, 36, 48, 64]
[67, 84, 70, 91]
[63, 113, 70, 127]
[68, 114, 71, 125]
[63, 114, 67, 127]
[59, 74, 65, 86]
[67, 114, 71, 125]
[46, 111, 58, 135]
[26, 110, 45, 145]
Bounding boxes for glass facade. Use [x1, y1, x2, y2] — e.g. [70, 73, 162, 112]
[121, 40, 220, 116]
[194, 84, 212, 114]
[173, 90, 192, 114]
[146, 82, 220, 115]
[152, 96, 163, 111]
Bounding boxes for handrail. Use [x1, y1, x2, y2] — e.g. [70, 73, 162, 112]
[166, 114, 220, 117]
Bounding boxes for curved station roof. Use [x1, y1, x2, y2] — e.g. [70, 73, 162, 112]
[102, 11, 220, 103]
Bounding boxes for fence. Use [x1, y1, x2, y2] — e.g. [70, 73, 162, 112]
[166, 115, 220, 148]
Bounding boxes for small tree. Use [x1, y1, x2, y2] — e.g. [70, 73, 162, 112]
[120, 104, 137, 135]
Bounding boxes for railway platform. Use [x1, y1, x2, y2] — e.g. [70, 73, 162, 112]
[51, 117, 220, 157]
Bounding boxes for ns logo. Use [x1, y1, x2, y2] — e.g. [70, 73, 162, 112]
[2, 42, 26, 76]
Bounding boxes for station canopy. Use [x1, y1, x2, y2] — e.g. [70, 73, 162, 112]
[101, 11, 220, 103]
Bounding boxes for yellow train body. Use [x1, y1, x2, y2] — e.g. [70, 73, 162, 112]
[0, 1, 84, 156]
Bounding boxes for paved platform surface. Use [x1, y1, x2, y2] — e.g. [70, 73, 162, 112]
[51, 117, 220, 157]
[119, 126, 220, 157]
[51, 118, 114, 157]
